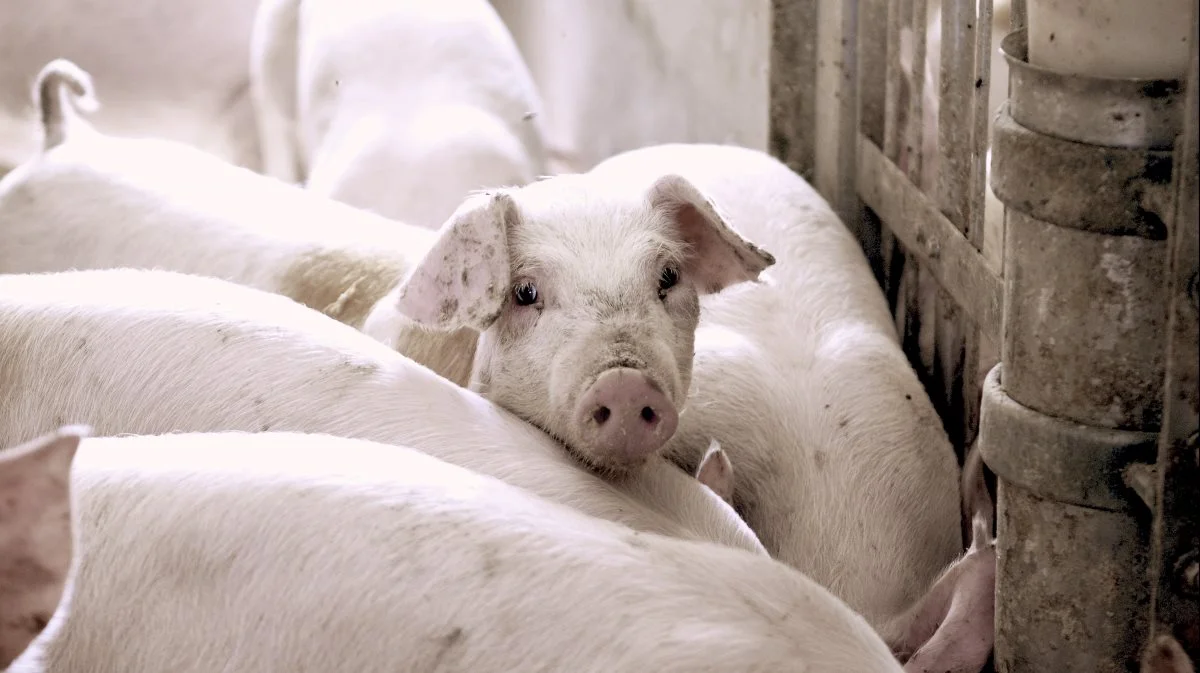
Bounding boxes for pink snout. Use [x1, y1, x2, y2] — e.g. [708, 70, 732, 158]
[575, 368, 679, 468]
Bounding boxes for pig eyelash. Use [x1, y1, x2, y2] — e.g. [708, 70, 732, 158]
[657, 264, 680, 299]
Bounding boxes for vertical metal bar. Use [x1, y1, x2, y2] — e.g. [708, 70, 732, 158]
[1010, 0, 1026, 31]
[935, 0, 983, 246]
[837, 0, 861, 231]
[813, 0, 862, 230]
[769, 0, 819, 182]
[858, 0, 890, 274]
[968, 0, 994, 244]
[859, 0, 889, 148]
[883, 0, 910, 162]
[904, 0, 927, 185]
[1148, 10, 1200, 662]
[955, 0, 992, 473]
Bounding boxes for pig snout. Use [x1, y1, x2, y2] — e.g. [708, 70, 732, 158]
[574, 368, 679, 468]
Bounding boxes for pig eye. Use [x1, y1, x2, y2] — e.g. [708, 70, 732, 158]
[513, 282, 539, 306]
[657, 265, 680, 297]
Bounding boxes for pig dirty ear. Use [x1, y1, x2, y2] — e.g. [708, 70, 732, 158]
[396, 191, 518, 332]
[646, 174, 775, 294]
[0, 425, 88, 669]
[695, 440, 735, 504]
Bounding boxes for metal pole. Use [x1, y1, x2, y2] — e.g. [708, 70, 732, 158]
[981, 28, 1186, 673]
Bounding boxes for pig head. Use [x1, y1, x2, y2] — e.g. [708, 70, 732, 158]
[393, 173, 774, 472]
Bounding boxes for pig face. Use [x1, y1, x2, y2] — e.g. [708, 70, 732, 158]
[395, 173, 774, 472]
[0, 427, 85, 668]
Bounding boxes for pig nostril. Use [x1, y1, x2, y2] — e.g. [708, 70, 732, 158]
[593, 406, 612, 424]
[640, 407, 657, 424]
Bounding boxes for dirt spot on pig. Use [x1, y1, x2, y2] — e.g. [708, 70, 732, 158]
[439, 297, 460, 323]
[428, 627, 466, 669]
[277, 248, 408, 329]
[813, 451, 829, 470]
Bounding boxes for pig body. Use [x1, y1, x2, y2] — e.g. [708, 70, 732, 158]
[8, 431, 901, 673]
[0, 429, 83, 671]
[490, 0, 770, 173]
[587, 143, 963, 641]
[0, 0, 260, 174]
[0, 61, 476, 386]
[251, 0, 547, 228]
[0, 269, 763, 556]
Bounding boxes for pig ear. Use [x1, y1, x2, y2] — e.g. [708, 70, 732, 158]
[646, 174, 775, 294]
[891, 518, 996, 673]
[0, 426, 88, 669]
[960, 440, 995, 546]
[1141, 634, 1196, 673]
[396, 191, 518, 332]
[695, 439, 735, 504]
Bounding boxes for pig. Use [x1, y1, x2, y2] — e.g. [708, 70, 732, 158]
[489, 0, 770, 173]
[393, 174, 775, 471]
[0, 427, 84, 670]
[403, 142, 964, 652]
[8, 431, 904, 673]
[0, 268, 764, 556]
[2, 59, 777, 471]
[0, 0, 260, 175]
[250, 0, 548, 229]
[0, 58, 475, 386]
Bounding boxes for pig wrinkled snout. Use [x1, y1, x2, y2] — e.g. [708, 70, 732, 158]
[575, 367, 679, 469]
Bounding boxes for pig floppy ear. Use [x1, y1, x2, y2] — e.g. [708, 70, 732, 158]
[646, 174, 775, 294]
[695, 439, 735, 504]
[0, 425, 88, 669]
[891, 510, 996, 673]
[396, 191, 518, 332]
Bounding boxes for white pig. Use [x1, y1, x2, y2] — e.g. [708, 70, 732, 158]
[396, 141, 965, 640]
[2, 60, 776, 471]
[0, 59, 475, 386]
[251, 0, 548, 229]
[0, 0, 260, 174]
[0, 268, 763, 556]
[585, 143, 995, 673]
[588, 143, 965, 620]
[0, 428, 84, 671]
[489, 0, 770, 173]
[7, 431, 904, 673]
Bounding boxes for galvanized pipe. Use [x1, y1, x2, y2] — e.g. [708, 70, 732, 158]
[981, 29, 1184, 673]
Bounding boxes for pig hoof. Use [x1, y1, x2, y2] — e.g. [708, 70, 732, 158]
[575, 368, 678, 469]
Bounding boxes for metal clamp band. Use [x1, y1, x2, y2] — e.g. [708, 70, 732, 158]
[979, 364, 1159, 511]
[991, 111, 1174, 239]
